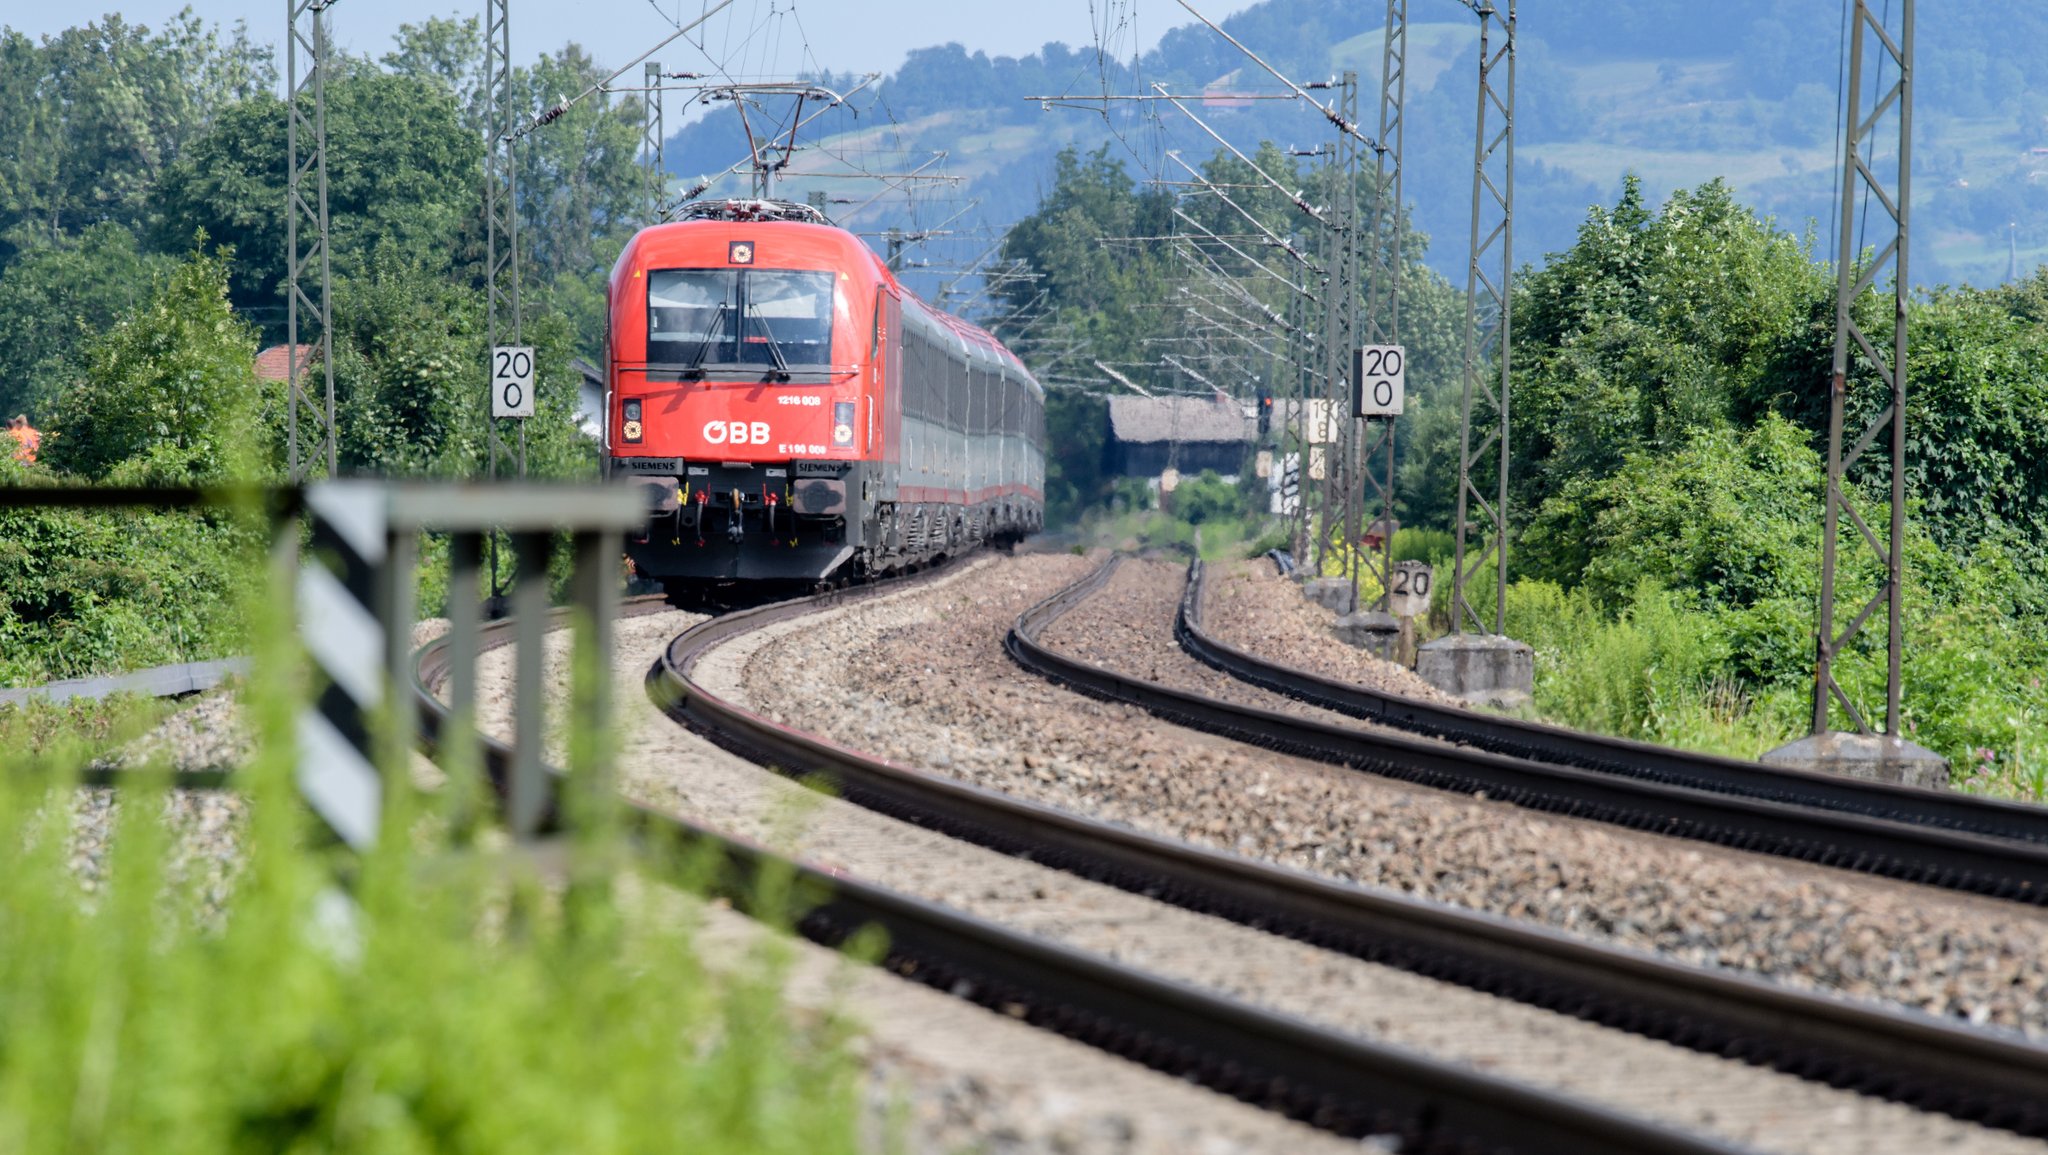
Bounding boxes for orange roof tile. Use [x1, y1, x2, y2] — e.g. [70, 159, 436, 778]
[254, 344, 314, 383]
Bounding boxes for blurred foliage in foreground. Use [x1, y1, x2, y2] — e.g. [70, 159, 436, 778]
[0, 584, 870, 1154]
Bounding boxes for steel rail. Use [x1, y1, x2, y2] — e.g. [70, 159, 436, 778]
[1028, 559, 2048, 905]
[650, 556, 2048, 1137]
[1181, 560, 2048, 847]
[410, 577, 1740, 1154]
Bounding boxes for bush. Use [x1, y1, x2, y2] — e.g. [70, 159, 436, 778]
[42, 241, 276, 482]
[1171, 469, 1242, 525]
[1505, 578, 1794, 757]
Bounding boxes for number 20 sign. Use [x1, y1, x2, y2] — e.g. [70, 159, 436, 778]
[1352, 344, 1405, 418]
[491, 345, 536, 419]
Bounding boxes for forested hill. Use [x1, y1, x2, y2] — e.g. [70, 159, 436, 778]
[669, 0, 2048, 291]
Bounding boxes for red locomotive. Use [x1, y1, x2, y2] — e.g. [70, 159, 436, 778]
[606, 199, 1045, 588]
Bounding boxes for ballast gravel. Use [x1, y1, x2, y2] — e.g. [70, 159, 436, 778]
[56, 689, 250, 914]
[458, 594, 1357, 1155]
[741, 553, 2048, 1044]
[465, 574, 2047, 1154]
[1199, 557, 1459, 704]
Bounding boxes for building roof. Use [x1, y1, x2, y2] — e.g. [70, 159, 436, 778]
[254, 344, 314, 383]
[1106, 395, 1253, 445]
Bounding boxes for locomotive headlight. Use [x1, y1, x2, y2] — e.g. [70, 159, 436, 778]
[622, 398, 643, 443]
[832, 401, 855, 448]
[623, 420, 643, 441]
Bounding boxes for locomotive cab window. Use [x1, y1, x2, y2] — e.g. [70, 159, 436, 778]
[647, 268, 835, 374]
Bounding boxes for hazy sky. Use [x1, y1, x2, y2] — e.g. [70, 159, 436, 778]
[8, 1, 1262, 79]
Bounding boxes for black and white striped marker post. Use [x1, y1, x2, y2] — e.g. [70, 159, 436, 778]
[296, 482, 643, 851]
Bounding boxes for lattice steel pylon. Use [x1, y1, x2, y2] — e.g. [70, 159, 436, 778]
[1357, 4, 1407, 611]
[484, 0, 524, 480]
[1449, 0, 1514, 635]
[1813, 0, 1914, 737]
[286, 0, 337, 480]
[1321, 72, 1362, 602]
[643, 62, 665, 220]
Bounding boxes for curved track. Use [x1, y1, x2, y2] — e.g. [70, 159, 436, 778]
[410, 576, 1732, 1155]
[648, 557, 2048, 1139]
[1163, 561, 2048, 901]
[1032, 557, 2048, 901]
[1184, 560, 2048, 846]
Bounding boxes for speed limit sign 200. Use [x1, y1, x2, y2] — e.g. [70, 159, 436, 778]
[491, 345, 536, 419]
[1352, 344, 1404, 418]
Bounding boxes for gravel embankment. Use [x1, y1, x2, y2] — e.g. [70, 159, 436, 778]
[59, 689, 250, 911]
[691, 557, 2039, 1155]
[460, 591, 1358, 1155]
[740, 553, 2048, 1045]
[1200, 557, 1459, 703]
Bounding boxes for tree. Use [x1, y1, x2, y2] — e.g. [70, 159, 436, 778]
[0, 14, 270, 272]
[0, 223, 172, 421]
[326, 250, 592, 481]
[1509, 177, 1828, 580]
[42, 241, 274, 481]
[382, 16, 489, 136]
[152, 69, 482, 330]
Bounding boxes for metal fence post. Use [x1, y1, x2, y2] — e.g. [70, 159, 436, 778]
[509, 530, 553, 839]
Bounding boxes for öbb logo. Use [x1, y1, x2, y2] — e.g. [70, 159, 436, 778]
[702, 420, 772, 446]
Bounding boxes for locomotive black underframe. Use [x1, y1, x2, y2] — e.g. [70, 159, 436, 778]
[620, 458, 1042, 583]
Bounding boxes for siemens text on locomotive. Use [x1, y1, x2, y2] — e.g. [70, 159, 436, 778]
[606, 199, 1046, 588]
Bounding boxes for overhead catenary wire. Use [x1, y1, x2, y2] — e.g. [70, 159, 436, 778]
[512, 0, 737, 141]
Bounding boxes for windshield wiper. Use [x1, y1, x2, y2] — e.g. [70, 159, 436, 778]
[742, 304, 792, 381]
[682, 301, 730, 376]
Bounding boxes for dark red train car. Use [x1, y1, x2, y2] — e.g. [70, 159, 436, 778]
[606, 199, 1045, 587]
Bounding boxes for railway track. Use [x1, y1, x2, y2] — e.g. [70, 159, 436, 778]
[1027, 556, 2048, 905]
[654, 559, 2048, 1142]
[409, 571, 1744, 1155]
[403, 559, 2048, 1150]
[1183, 558, 2048, 848]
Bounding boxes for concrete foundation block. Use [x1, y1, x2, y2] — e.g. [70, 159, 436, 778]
[1301, 577, 1356, 615]
[1416, 633, 1534, 710]
[1759, 731, 1950, 790]
[1334, 610, 1399, 660]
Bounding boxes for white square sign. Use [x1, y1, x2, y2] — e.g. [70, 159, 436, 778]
[491, 345, 536, 419]
[1353, 344, 1405, 417]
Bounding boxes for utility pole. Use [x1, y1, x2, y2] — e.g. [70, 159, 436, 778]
[1358, 0, 1407, 612]
[1314, 201, 1337, 575]
[1288, 271, 1311, 558]
[643, 62, 665, 221]
[1328, 72, 1363, 602]
[1766, 0, 1944, 785]
[1448, 0, 1514, 637]
[1417, 0, 1532, 707]
[285, 0, 337, 480]
[485, 0, 524, 484]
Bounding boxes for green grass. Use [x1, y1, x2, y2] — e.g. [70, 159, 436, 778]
[0, 693, 177, 767]
[0, 556, 873, 1154]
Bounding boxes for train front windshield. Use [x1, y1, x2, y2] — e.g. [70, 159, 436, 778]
[647, 268, 835, 371]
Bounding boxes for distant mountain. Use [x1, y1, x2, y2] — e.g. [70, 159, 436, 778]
[663, 0, 2048, 304]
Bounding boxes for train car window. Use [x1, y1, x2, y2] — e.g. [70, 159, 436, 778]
[870, 286, 884, 360]
[908, 330, 926, 421]
[951, 344, 968, 433]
